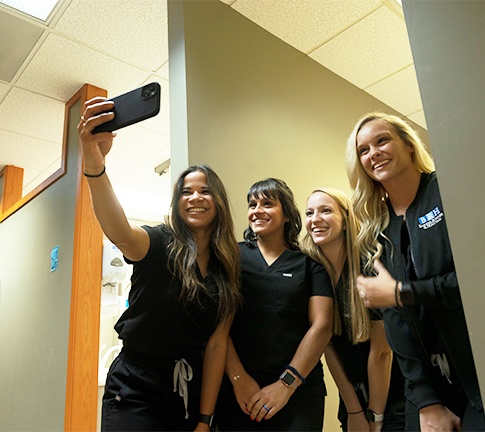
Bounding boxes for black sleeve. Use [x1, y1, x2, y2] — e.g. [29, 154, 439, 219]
[382, 307, 442, 410]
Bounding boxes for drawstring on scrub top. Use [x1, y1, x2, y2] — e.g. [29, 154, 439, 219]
[173, 358, 193, 419]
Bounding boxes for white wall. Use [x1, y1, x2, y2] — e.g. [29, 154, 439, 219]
[0, 101, 80, 431]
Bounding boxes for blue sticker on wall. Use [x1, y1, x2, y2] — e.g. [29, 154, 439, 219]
[51, 246, 59, 272]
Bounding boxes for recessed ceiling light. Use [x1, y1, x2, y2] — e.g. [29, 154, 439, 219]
[0, 0, 60, 21]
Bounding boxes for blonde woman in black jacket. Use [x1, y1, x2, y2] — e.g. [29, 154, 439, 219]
[345, 112, 484, 431]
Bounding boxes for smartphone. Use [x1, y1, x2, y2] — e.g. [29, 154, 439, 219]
[92, 82, 161, 134]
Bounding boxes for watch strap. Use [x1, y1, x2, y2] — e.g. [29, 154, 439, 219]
[199, 414, 214, 430]
[365, 409, 384, 422]
[399, 282, 415, 306]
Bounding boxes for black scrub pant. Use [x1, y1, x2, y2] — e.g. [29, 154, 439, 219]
[102, 348, 202, 431]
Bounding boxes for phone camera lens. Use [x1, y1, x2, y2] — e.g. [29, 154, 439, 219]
[142, 83, 157, 100]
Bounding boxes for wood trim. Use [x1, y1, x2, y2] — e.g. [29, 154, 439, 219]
[64, 84, 107, 432]
[0, 165, 23, 213]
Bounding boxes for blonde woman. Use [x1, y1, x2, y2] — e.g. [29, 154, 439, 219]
[303, 187, 405, 431]
[346, 112, 484, 431]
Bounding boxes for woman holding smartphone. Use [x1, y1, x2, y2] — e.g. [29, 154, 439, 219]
[78, 96, 241, 431]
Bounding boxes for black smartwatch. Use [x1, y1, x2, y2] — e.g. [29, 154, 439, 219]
[199, 414, 214, 431]
[279, 370, 296, 388]
[399, 282, 415, 306]
[365, 409, 384, 423]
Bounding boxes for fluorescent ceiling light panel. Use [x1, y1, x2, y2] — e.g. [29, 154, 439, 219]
[0, 0, 60, 21]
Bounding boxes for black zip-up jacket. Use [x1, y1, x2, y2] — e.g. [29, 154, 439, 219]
[380, 172, 483, 413]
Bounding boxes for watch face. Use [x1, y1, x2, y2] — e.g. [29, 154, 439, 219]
[280, 371, 296, 386]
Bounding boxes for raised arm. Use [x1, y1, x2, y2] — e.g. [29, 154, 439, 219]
[78, 97, 149, 261]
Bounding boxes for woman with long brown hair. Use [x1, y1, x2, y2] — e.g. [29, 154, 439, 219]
[78, 96, 240, 431]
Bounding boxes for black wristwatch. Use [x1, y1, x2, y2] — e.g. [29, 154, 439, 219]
[399, 282, 415, 306]
[279, 370, 296, 388]
[199, 414, 215, 430]
[365, 409, 384, 423]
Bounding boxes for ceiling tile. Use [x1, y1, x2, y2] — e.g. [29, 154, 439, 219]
[0, 82, 8, 98]
[407, 109, 427, 130]
[230, 0, 381, 53]
[153, 62, 169, 81]
[0, 10, 44, 82]
[365, 65, 423, 116]
[0, 87, 64, 143]
[114, 181, 170, 223]
[310, 6, 413, 88]
[115, 163, 170, 197]
[22, 158, 61, 196]
[108, 124, 169, 165]
[16, 33, 151, 101]
[138, 146, 171, 170]
[0, 129, 61, 170]
[54, 0, 168, 72]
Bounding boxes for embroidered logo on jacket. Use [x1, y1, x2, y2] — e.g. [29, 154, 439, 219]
[417, 206, 443, 229]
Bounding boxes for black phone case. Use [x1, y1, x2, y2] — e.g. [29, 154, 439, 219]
[92, 82, 161, 134]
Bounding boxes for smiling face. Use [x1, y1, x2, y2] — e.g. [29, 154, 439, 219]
[305, 191, 345, 251]
[177, 170, 216, 234]
[247, 194, 286, 241]
[356, 118, 415, 187]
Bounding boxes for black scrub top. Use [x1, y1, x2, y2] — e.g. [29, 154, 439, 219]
[231, 242, 333, 384]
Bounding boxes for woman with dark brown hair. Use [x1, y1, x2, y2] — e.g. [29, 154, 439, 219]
[217, 178, 333, 431]
[78, 96, 240, 431]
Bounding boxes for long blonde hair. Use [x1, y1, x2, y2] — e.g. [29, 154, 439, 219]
[345, 112, 435, 274]
[302, 187, 370, 343]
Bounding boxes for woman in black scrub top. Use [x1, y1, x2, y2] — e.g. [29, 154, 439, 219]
[78, 96, 241, 432]
[303, 187, 405, 432]
[216, 178, 334, 431]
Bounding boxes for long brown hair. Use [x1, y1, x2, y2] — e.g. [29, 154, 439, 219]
[166, 164, 241, 323]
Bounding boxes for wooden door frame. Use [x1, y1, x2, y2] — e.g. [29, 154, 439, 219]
[64, 84, 107, 431]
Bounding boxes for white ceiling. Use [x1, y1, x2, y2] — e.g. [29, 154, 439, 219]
[0, 0, 425, 222]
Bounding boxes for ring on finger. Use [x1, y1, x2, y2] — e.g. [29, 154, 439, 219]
[263, 404, 270, 412]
